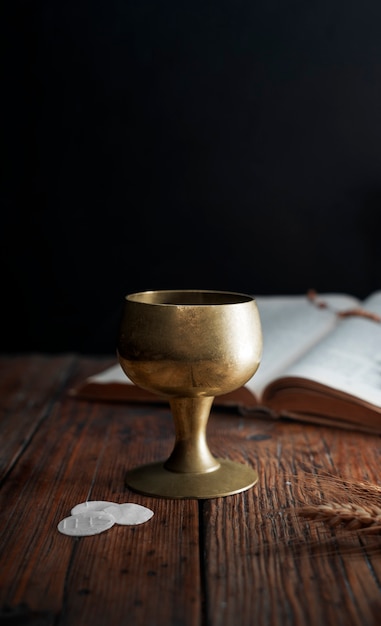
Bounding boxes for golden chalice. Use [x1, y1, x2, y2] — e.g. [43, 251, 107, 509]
[117, 289, 262, 499]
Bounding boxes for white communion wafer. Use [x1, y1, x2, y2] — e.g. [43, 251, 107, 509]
[57, 511, 116, 536]
[71, 500, 118, 515]
[104, 503, 154, 525]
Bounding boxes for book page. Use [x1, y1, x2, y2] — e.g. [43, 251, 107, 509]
[247, 293, 360, 398]
[86, 362, 127, 384]
[270, 291, 381, 406]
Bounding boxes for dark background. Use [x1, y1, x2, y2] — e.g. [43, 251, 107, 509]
[2, 1, 381, 354]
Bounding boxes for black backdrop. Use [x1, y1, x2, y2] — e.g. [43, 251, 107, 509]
[2, 1, 381, 354]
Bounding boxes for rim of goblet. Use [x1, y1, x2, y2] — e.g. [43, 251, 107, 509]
[125, 289, 255, 306]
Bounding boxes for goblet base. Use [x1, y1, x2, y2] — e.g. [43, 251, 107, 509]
[125, 459, 258, 499]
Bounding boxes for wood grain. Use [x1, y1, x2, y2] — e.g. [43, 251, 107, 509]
[1, 355, 381, 626]
[204, 411, 381, 626]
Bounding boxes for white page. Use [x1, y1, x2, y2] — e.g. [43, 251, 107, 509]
[247, 293, 360, 398]
[87, 362, 126, 384]
[273, 291, 381, 406]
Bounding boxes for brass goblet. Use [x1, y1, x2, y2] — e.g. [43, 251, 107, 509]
[117, 289, 262, 499]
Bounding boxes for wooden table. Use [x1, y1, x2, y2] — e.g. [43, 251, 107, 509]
[1, 354, 381, 626]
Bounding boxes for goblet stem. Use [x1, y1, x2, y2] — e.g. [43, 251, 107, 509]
[164, 396, 221, 474]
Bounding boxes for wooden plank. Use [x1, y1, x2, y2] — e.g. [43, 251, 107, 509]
[0, 354, 73, 482]
[203, 408, 381, 626]
[0, 357, 201, 626]
[0, 354, 114, 483]
[57, 402, 201, 626]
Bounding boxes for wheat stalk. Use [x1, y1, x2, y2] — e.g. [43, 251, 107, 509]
[287, 471, 381, 504]
[285, 472, 381, 536]
[297, 501, 381, 534]
[343, 479, 381, 499]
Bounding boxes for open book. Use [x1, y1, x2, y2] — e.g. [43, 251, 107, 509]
[71, 290, 381, 435]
